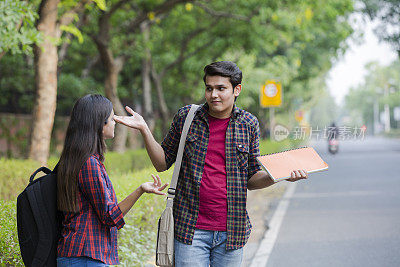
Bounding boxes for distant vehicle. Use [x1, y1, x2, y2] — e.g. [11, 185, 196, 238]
[328, 138, 339, 154]
[328, 122, 339, 154]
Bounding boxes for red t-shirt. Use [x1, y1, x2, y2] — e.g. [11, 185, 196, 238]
[196, 115, 230, 231]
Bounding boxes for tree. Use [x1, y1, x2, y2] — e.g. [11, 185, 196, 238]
[344, 60, 400, 131]
[90, 0, 194, 152]
[0, 0, 40, 61]
[362, 0, 400, 57]
[29, 0, 105, 165]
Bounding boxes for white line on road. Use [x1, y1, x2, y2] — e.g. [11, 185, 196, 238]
[250, 182, 297, 267]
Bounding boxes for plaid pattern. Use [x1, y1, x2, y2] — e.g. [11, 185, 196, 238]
[161, 103, 261, 250]
[57, 154, 125, 265]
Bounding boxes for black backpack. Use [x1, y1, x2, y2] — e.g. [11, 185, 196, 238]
[17, 166, 62, 267]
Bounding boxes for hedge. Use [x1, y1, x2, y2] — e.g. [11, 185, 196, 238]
[0, 138, 301, 266]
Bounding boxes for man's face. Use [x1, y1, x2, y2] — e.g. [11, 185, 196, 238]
[204, 75, 241, 119]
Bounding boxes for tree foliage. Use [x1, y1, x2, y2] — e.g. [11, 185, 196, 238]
[344, 59, 400, 128]
[0, 0, 356, 155]
[361, 0, 400, 56]
[0, 0, 41, 58]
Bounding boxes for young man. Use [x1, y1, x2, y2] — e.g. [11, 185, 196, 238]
[115, 61, 307, 266]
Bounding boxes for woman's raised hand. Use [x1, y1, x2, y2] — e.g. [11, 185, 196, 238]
[140, 174, 168, 195]
[114, 106, 147, 131]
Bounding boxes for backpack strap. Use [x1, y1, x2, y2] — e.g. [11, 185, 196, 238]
[29, 167, 51, 183]
[166, 104, 200, 208]
[26, 180, 53, 266]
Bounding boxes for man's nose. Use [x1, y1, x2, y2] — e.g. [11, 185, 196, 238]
[211, 89, 218, 98]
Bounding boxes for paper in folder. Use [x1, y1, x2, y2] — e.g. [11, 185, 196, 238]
[256, 146, 328, 182]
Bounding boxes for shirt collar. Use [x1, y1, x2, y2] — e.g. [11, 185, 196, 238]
[198, 103, 241, 121]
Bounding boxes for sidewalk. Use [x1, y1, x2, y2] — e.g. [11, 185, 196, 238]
[242, 183, 287, 266]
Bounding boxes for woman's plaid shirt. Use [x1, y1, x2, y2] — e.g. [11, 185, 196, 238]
[57, 155, 125, 265]
[161, 103, 262, 250]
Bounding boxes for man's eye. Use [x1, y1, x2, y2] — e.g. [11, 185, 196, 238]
[206, 87, 212, 91]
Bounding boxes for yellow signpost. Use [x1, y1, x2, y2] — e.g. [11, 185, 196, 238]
[260, 80, 282, 107]
[260, 80, 283, 141]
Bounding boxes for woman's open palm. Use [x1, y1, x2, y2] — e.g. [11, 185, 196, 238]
[141, 174, 168, 195]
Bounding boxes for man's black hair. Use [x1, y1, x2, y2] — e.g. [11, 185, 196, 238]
[203, 61, 242, 89]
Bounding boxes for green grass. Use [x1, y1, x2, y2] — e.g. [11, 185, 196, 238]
[0, 139, 301, 266]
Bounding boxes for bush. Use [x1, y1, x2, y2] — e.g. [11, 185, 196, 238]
[103, 149, 153, 175]
[112, 167, 173, 265]
[0, 156, 167, 266]
[259, 138, 304, 155]
[0, 200, 23, 266]
[0, 139, 301, 266]
[0, 158, 43, 201]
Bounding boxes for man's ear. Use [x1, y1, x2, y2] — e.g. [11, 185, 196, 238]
[234, 84, 242, 97]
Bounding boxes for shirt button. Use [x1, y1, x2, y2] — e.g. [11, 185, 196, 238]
[238, 145, 243, 148]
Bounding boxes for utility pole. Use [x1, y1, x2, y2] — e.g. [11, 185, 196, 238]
[269, 107, 275, 141]
[384, 85, 391, 133]
[373, 99, 380, 135]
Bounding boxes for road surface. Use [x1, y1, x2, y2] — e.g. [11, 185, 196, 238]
[252, 137, 400, 267]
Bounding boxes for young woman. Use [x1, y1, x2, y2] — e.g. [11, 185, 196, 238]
[56, 94, 167, 266]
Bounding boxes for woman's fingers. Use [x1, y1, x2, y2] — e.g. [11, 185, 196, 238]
[156, 175, 162, 187]
[159, 183, 168, 191]
[152, 174, 161, 187]
[153, 190, 166, 195]
[151, 174, 157, 185]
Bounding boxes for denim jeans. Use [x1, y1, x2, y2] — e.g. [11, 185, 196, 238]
[174, 229, 243, 267]
[57, 257, 108, 267]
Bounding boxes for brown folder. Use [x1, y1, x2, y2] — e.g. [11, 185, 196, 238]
[256, 146, 328, 182]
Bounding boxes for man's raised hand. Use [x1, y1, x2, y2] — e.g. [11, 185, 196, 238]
[114, 106, 147, 131]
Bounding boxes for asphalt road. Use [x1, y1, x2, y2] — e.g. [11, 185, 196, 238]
[264, 137, 400, 267]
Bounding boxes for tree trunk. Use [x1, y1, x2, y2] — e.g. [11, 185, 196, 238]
[93, 13, 128, 152]
[151, 64, 169, 136]
[29, 0, 60, 165]
[141, 21, 155, 132]
[105, 56, 128, 152]
[96, 40, 128, 152]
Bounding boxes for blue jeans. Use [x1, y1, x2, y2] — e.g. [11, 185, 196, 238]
[57, 257, 108, 267]
[174, 229, 243, 267]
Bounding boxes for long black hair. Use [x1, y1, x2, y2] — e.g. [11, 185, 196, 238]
[57, 94, 113, 212]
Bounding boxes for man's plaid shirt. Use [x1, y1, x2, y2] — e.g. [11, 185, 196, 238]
[161, 103, 262, 250]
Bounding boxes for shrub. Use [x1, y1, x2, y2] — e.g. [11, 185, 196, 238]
[0, 158, 43, 201]
[103, 149, 153, 175]
[0, 139, 302, 265]
[112, 167, 172, 265]
[0, 200, 23, 266]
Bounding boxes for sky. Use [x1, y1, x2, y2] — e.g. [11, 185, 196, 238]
[326, 12, 398, 105]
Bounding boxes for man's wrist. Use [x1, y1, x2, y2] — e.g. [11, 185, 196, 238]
[139, 124, 150, 136]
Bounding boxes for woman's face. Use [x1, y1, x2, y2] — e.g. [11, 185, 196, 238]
[103, 109, 115, 139]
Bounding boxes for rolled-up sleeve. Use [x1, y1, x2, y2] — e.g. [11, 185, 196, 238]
[79, 157, 125, 230]
[248, 118, 262, 179]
